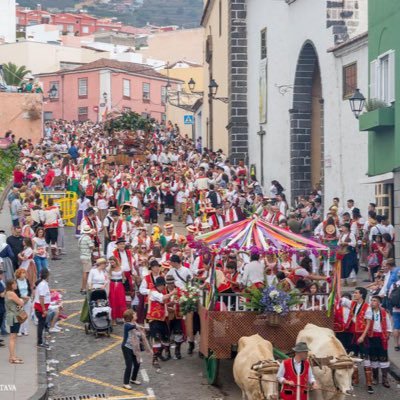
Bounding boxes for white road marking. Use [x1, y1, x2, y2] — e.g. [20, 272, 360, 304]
[141, 368, 150, 383]
[146, 387, 156, 399]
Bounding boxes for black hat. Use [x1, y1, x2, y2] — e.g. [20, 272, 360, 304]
[116, 238, 126, 244]
[155, 277, 166, 287]
[170, 254, 181, 264]
[149, 260, 160, 269]
[86, 207, 95, 214]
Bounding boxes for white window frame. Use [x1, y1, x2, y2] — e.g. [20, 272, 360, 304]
[78, 107, 88, 115]
[161, 86, 167, 104]
[143, 83, 150, 100]
[370, 49, 395, 104]
[82, 25, 89, 34]
[78, 78, 88, 97]
[123, 79, 131, 98]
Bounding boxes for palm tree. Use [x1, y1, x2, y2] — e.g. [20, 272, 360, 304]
[2, 62, 31, 86]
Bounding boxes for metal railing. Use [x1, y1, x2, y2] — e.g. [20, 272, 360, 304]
[201, 291, 330, 312]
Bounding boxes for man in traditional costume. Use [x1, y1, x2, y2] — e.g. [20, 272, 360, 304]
[277, 342, 318, 400]
[341, 287, 374, 394]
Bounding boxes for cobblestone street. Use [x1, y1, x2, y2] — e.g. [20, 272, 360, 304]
[44, 226, 400, 400]
[46, 225, 241, 400]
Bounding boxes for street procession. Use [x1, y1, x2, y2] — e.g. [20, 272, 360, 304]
[1, 1, 400, 400]
[0, 113, 398, 400]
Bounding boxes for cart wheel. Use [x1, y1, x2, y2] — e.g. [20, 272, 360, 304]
[204, 352, 219, 385]
[84, 324, 89, 335]
[107, 328, 111, 337]
[94, 330, 98, 338]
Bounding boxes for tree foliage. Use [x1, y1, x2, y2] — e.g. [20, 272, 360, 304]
[0, 144, 21, 189]
[104, 111, 154, 133]
[2, 62, 31, 86]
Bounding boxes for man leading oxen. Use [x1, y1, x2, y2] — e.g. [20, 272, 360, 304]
[296, 323, 357, 400]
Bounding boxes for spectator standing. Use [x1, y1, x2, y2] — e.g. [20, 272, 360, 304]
[5, 279, 25, 363]
[6, 226, 24, 270]
[10, 192, 22, 228]
[34, 269, 51, 348]
[0, 270, 5, 347]
[15, 269, 32, 336]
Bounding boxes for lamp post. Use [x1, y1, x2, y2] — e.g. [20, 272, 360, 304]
[257, 125, 266, 186]
[48, 84, 57, 99]
[349, 88, 366, 119]
[189, 77, 228, 151]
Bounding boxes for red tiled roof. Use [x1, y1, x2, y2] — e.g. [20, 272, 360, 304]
[70, 58, 182, 81]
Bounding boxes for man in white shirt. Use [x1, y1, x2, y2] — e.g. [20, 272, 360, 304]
[166, 255, 192, 290]
[240, 252, 265, 288]
[277, 341, 318, 397]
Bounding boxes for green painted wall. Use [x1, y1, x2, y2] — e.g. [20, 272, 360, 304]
[368, 0, 400, 175]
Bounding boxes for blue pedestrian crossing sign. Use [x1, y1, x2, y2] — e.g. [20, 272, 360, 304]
[184, 115, 194, 125]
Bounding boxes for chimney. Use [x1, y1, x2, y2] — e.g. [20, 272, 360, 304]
[37, 4, 41, 11]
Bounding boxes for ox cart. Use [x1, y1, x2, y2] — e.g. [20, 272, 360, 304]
[194, 217, 334, 385]
[199, 292, 333, 385]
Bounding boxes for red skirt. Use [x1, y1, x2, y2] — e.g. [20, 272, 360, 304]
[109, 281, 127, 319]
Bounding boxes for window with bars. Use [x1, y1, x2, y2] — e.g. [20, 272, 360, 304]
[261, 28, 267, 60]
[143, 83, 150, 101]
[123, 79, 131, 98]
[342, 62, 357, 99]
[78, 78, 88, 97]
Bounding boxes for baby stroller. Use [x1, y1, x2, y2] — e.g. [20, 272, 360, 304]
[84, 289, 112, 337]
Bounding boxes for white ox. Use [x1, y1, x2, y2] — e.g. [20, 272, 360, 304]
[297, 324, 356, 400]
[233, 334, 279, 400]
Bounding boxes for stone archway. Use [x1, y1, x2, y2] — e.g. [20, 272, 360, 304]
[290, 42, 324, 202]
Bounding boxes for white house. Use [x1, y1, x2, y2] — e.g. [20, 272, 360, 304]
[246, 0, 374, 214]
[0, 0, 16, 43]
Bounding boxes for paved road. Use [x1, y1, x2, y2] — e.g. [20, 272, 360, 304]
[46, 225, 400, 400]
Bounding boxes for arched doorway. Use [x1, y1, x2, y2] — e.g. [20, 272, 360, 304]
[290, 42, 324, 203]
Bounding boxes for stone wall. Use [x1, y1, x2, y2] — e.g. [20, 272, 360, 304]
[228, 0, 248, 164]
[327, 0, 364, 44]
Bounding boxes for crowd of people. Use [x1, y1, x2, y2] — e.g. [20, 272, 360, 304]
[0, 118, 399, 393]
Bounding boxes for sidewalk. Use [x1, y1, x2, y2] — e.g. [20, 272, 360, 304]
[0, 200, 43, 400]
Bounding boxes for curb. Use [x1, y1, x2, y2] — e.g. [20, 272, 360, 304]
[390, 360, 400, 382]
[0, 184, 49, 400]
[29, 348, 49, 400]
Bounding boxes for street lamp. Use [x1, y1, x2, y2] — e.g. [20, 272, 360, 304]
[349, 88, 366, 119]
[188, 78, 196, 92]
[48, 84, 57, 99]
[209, 79, 218, 96]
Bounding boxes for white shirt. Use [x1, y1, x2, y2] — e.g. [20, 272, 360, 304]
[166, 266, 192, 289]
[87, 268, 108, 289]
[338, 232, 356, 248]
[139, 274, 160, 296]
[341, 298, 373, 322]
[34, 280, 51, 305]
[240, 260, 265, 287]
[149, 290, 164, 303]
[277, 358, 316, 384]
[371, 309, 392, 332]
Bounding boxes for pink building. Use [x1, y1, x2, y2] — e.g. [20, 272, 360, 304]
[38, 59, 182, 123]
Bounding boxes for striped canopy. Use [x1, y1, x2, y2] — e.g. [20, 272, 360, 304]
[195, 217, 328, 252]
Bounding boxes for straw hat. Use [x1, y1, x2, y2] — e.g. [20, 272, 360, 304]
[96, 258, 107, 265]
[164, 223, 174, 230]
[186, 225, 198, 234]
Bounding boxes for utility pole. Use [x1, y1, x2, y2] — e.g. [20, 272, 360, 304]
[257, 125, 266, 186]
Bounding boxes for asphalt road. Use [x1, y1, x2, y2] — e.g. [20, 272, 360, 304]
[46, 225, 400, 400]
